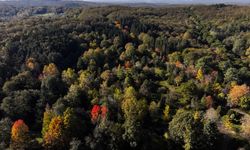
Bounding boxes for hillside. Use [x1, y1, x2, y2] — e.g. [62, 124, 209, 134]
[0, 4, 250, 150]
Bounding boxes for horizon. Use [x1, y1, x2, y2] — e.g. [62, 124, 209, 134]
[83, 0, 250, 4]
[0, 0, 249, 4]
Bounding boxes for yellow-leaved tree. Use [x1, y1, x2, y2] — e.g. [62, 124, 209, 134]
[43, 116, 65, 149]
[196, 68, 204, 81]
[42, 105, 55, 137]
[43, 108, 78, 149]
[62, 68, 77, 85]
[43, 63, 59, 77]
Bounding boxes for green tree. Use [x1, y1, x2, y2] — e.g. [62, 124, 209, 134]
[224, 68, 239, 83]
[169, 109, 202, 150]
[175, 80, 199, 105]
[62, 68, 77, 85]
[121, 86, 147, 147]
[232, 37, 246, 56]
[1, 90, 39, 121]
[2, 71, 40, 94]
[124, 43, 135, 59]
[0, 118, 12, 149]
[41, 75, 66, 105]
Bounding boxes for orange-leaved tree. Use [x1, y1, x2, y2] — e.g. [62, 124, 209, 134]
[11, 119, 29, 149]
[228, 84, 250, 107]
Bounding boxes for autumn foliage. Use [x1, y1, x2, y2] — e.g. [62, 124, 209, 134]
[228, 84, 250, 107]
[42, 63, 59, 77]
[205, 96, 213, 108]
[42, 106, 54, 137]
[11, 119, 29, 149]
[43, 116, 65, 149]
[196, 68, 204, 81]
[11, 119, 29, 143]
[91, 105, 108, 123]
[0, 4, 250, 150]
[175, 61, 184, 68]
[25, 57, 38, 70]
[42, 108, 80, 149]
[125, 61, 132, 69]
[101, 105, 108, 118]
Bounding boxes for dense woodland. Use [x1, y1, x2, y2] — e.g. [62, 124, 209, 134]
[0, 4, 250, 150]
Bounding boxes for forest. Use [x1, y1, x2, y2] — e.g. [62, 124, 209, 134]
[0, 3, 250, 150]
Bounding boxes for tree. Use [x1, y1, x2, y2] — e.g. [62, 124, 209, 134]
[91, 105, 108, 123]
[43, 63, 59, 77]
[246, 47, 250, 58]
[43, 108, 85, 149]
[63, 107, 80, 138]
[124, 43, 135, 59]
[11, 119, 30, 149]
[138, 44, 147, 54]
[25, 57, 39, 71]
[155, 36, 167, 55]
[0, 118, 12, 149]
[2, 71, 40, 94]
[1, 90, 39, 121]
[62, 68, 77, 85]
[100, 70, 113, 83]
[85, 120, 125, 150]
[113, 36, 121, 48]
[149, 101, 159, 121]
[232, 37, 246, 56]
[41, 75, 66, 105]
[224, 68, 239, 83]
[168, 109, 195, 143]
[196, 68, 204, 81]
[182, 31, 192, 40]
[228, 84, 250, 107]
[239, 95, 250, 110]
[121, 86, 147, 147]
[43, 116, 65, 149]
[168, 109, 212, 150]
[42, 105, 55, 137]
[139, 79, 151, 97]
[195, 56, 213, 71]
[175, 80, 198, 105]
[202, 121, 220, 150]
[69, 138, 82, 150]
[78, 70, 94, 90]
[163, 105, 170, 121]
[169, 52, 182, 63]
[138, 32, 153, 48]
[63, 84, 86, 107]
